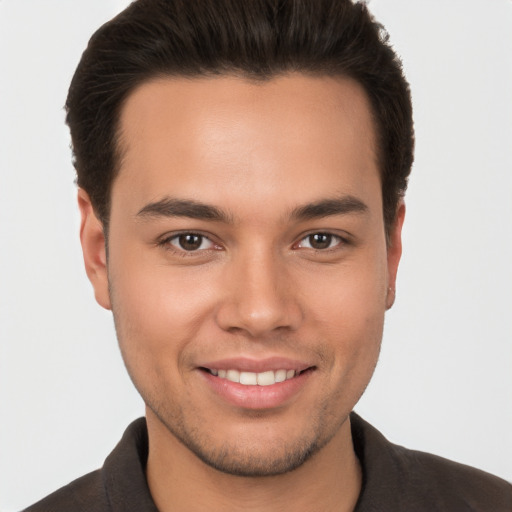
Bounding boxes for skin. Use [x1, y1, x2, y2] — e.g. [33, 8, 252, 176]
[79, 74, 404, 512]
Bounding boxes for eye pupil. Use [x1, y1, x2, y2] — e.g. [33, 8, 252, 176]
[179, 234, 202, 251]
[309, 233, 332, 249]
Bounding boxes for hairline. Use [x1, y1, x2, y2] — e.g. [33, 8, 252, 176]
[102, 69, 389, 237]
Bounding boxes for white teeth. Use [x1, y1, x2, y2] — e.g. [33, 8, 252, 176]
[209, 368, 299, 386]
[226, 369, 240, 383]
[275, 369, 287, 383]
[240, 372, 257, 385]
[257, 371, 275, 386]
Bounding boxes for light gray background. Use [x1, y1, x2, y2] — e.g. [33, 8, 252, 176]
[1, 1, 511, 510]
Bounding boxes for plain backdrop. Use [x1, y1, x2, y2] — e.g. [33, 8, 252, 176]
[1, 1, 511, 510]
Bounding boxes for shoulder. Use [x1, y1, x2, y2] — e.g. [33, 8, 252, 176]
[351, 412, 512, 511]
[22, 469, 109, 512]
[390, 443, 512, 510]
[21, 418, 153, 512]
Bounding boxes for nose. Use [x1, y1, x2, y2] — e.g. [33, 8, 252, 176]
[215, 249, 303, 338]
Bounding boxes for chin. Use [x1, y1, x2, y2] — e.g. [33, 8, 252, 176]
[196, 449, 318, 477]
[149, 400, 345, 477]
[175, 431, 326, 477]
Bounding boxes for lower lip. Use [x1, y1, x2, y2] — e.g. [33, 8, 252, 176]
[200, 369, 313, 410]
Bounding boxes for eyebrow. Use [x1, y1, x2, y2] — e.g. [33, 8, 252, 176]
[290, 195, 368, 221]
[136, 194, 368, 223]
[136, 198, 232, 222]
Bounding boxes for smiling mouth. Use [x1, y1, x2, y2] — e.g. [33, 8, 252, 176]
[201, 368, 312, 386]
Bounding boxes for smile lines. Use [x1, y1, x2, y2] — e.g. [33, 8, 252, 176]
[206, 368, 300, 386]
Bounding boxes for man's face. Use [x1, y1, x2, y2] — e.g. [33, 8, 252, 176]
[81, 74, 403, 476]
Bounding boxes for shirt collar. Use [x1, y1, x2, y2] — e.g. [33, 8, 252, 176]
[100, 413, 398, 511]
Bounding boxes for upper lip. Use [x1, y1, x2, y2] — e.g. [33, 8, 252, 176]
[198, 357, 313, 373]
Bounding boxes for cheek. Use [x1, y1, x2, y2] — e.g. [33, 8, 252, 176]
[303, 251, 387, 373]
[306, 251, 388, 325]
[107, 251, 221, 365]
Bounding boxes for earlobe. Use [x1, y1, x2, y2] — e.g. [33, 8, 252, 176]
[77, 188, 112, 310]
[386, 202, 405, 310]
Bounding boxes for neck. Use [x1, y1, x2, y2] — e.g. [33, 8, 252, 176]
[145, 409, 362, 512]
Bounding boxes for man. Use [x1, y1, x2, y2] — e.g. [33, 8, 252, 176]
[22, 0, 511, 510]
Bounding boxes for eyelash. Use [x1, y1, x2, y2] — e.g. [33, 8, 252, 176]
[294, 232, 346, 252]
[158, 230, 349, 256]
[158, 231, 219, 257]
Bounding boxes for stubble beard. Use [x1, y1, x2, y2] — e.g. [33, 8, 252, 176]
[146, 395, 346, 478]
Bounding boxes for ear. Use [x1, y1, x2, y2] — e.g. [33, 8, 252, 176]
[386, 201, 405, 310]
[78, 188, 112, 310]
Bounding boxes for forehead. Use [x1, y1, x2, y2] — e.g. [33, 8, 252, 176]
[114, 73, 380, 218]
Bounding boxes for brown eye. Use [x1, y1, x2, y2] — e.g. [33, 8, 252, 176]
[297, 232, 343, 250]
[308, 233, 333, 249]
[169, 233, 211, 251]
[179, 234, 202, 250]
